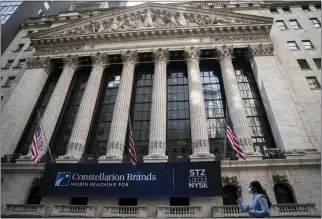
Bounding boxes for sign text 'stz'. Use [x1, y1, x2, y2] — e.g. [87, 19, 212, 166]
[39, 162, 224, 198]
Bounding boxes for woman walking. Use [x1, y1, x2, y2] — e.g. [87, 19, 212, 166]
[237, 180, 271, 218]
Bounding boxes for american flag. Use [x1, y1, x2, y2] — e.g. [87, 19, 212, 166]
[226, 109, 246, 160]
[30, 119, 44, 162]
[128, 116, 137, 165]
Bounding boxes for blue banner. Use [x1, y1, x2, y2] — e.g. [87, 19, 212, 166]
[39, 161, 224, 197]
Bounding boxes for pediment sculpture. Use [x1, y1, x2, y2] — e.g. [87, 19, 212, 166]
[52, 9, 248, 36]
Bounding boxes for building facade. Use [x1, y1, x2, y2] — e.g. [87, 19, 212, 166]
[1, 1, 321, 218]
[1, 1, 75, 55]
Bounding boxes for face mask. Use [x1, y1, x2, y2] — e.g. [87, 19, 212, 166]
[248, 188, 253, 194]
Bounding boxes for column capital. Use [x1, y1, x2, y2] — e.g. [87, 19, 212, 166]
[183, 46, 201, 61]
[152, 48, 169, 63]
[214, 45, 233, 59]
[26, 56, 53, 75]
[62, 54, 79, 69]
[91, 52, 110, 67]
[120, 50, 138, 64]
[247, 43, 274, 58]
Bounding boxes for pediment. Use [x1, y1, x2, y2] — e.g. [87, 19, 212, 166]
[31, 2, 273, 40]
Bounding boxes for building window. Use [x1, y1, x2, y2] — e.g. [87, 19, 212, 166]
[310, 18, 321, 28]
[306, 77, 321, 89]
[44, 1, 50, 10]
[26, 186, 42, 204]
[70, 197, 88, 205]
[1, 96, 3, 101]
[297, 59, 311, 70]
[13, 43, 24, 52]
[302, 40, 315, 49]
[167, 61, 191, 162]
[37, 8, 44, 16]
[313, 58, 321, 69]
[1, 177, 3, 185]
[50, 68, 90, 159]
[2, 76, 16, 88]
[223, 185, 238, 205]
[123, 63, 153, 163]
[15, 59, 26, 68]
[289, 19, 301, 29]
[119, 198, 137, 206]
[301, 5, 311, 12]
[274, 184, 296, 204]
[287, 41, 299, 50]
[276, 20, 287, 30]
[269, 7, 278, 14]
[233, 56, 276, 154]
[2, 60, 13, 69]
[86, 65, 121, 162]
[200, 60, 227, 159]
[314, 4, 321, 11]
[14, 69, 62, 157]
[170, 198, 189, 206]
[282, 7, 291, 13]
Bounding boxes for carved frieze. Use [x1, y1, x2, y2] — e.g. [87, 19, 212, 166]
[152, 48, 169, 62]
[37, 45, 84, 53]
[120, 50, 138, 64]
[214, 45, 233, 59]
[222, 175, 239, 185]
[272, 174, 289, 184]
[51, 10, 248, 37]
[91, 52, 109, 66]
[211, 35, 269, 42]
[26, 57, 53, 74]
[247, 43, 274, 57]
[184, 46, 201, 61]
[62, 54, 79, 69]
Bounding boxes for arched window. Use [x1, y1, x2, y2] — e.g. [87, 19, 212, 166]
[223, 185, 238, 205]
[274, 183, 296, 204]
[26, 186, 42, 204]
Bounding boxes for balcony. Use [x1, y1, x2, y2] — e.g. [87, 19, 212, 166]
[263, 148, 285, 159]
[51, 205, 95, 217]
[5, 204, 47, 217]
[157, 206, 202, 218]
[212, 204, 319, 217]
[102, 205, 147, 218]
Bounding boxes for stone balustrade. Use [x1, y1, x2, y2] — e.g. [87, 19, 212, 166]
[213, 203, 318, 217]
[5, 204, 47, 217]
[271, 203, 318, 217]
[212, 205, 248, 218]
[102, 205, 148, 218]
[51, 204, 96, 217]
[157, 206, 202, 218]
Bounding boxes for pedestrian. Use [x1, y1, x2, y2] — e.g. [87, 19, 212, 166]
[237, 180, 271, 218]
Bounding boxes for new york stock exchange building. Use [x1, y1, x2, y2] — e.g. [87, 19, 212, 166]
[1, 1, 321, 218]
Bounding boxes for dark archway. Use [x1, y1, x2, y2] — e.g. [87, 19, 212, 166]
[222, 185, 238, 205]
[26, 186, 42, 204]
[274, 183, 296, 204]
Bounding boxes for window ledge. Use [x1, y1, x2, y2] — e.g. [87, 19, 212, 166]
[294, 28, 304, 30]
[301, 69, 313, 71]
[290, 49, 301, 51]
[280, 29, 289, 31]
[311, 88, 321, 90]
[1, 67, 10, 70]
[12, 50, 20, 53]
[12, 67, 22, 69]
[306, 48, 317, 50]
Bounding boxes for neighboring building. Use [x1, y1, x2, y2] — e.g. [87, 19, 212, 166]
[1, 1, 75, 55]
[1, 1, 321, 218]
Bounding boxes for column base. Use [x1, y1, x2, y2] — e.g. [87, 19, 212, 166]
[143, 155, 168, 163]
[55, 154, 80, 163]
[98, 155, 122, 163]
[190, 153, 216, 162]
[244, 151, 263, 161]
[16, 154, 34, 164]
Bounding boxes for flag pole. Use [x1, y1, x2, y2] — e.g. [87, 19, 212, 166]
[37, 110, 54, 163]
[223, 101, 228, 159]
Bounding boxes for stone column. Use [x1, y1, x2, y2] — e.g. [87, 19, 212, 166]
[19, 55, 79, 161]
[99, 50, 138, 163]
[2, 57, 52, 158]
[215, 45, 259, 159]
[143, 48, 169, 163]
[57, 52, 109, 163]
[183, 46, 215, 161]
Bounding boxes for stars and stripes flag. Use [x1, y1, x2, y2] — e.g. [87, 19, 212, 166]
[30, 118, 45, 162]
[128, 115, 137, 165]
[226, 108, 246, 161]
